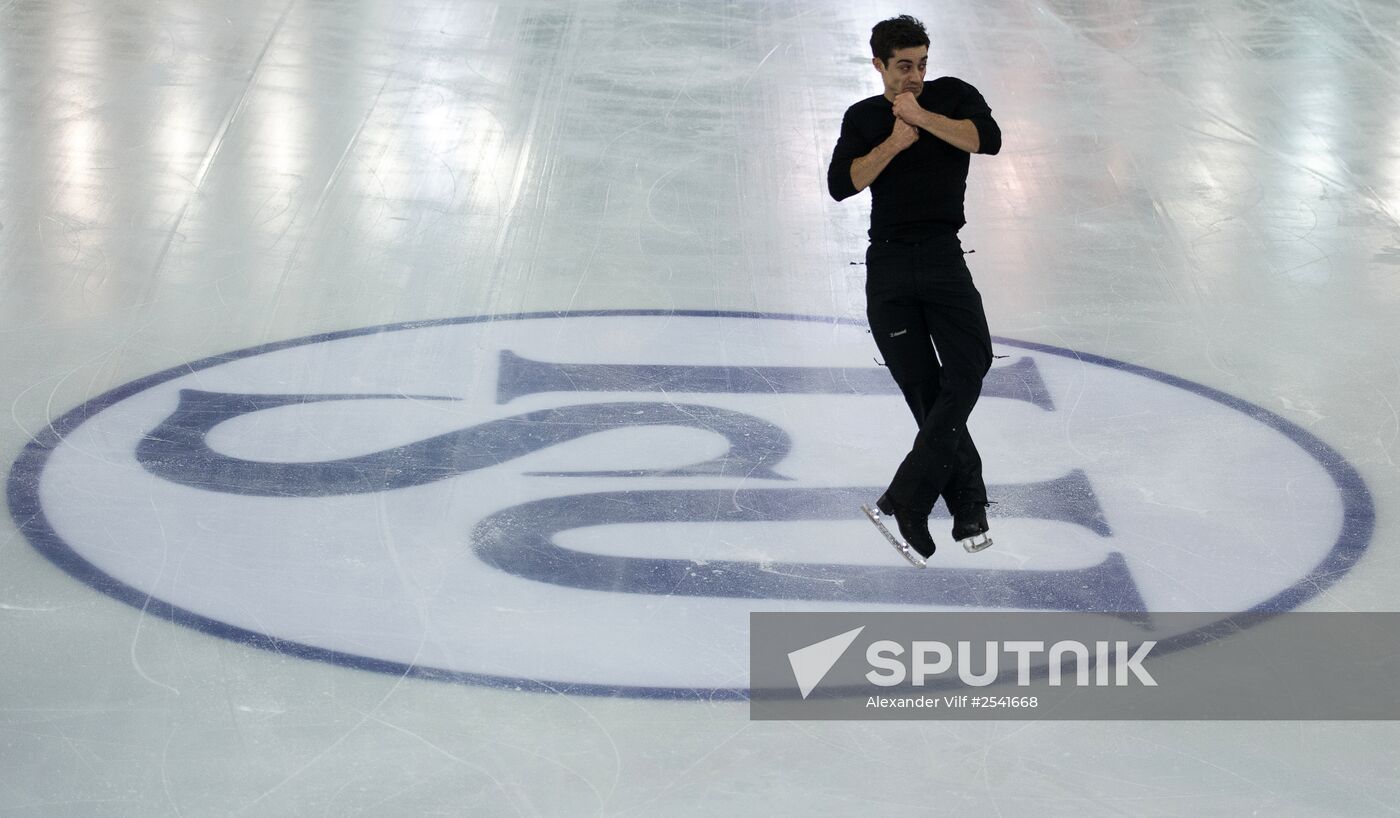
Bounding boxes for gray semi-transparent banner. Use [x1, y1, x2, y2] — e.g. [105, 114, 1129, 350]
[749, 612, 1400, 720]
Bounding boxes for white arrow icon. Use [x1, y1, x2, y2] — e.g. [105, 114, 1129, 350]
[787, 626, 865, 699]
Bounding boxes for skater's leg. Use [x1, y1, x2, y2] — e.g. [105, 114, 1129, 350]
[887, 369, 988, 515]
[887, 347, 941, 427]
[865, 311, 941, 514]
[931, 274, 993, 519]
[945, 429, 988, 511]
[866, 244, 938, 424]
[897, 372, 940, 427]
[926, 257, 994, 549]
[888, 254, 993, 512]
[865, 242, 943, 557]
[881, 345, 987, 517]
[886, 368, 981, 512]
[864, 240, 948, 429]
[947, 428, 992, 549]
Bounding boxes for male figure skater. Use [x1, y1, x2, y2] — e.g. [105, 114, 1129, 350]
[827, 15, 1001, 563]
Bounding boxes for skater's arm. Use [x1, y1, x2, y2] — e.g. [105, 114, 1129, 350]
[829, 115, 918, 199]
[892, 82, 1001, 155]
[953, 82, 1001, 155]
[827, 109, 868, 200]
[893, 97, 981, 153]
[849, 122, 919, 192]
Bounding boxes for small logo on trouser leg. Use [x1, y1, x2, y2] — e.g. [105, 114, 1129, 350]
[889, 329, 907, 337]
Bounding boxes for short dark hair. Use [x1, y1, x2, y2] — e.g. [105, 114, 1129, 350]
[870, 15, 929, 64]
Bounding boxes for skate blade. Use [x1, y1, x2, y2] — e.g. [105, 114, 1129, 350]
[959, 533, 993, 553]
[861, 504, 927, 568]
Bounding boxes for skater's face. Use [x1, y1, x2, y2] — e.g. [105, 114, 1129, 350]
[874, 45, 927, 100]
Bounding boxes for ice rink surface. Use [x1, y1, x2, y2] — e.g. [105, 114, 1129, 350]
[3, 0, 1400, 814]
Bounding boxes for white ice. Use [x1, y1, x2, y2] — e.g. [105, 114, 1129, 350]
[3, 0, 1400, 815]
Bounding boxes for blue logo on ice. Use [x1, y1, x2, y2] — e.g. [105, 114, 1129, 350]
[7, 311, 1374, 698]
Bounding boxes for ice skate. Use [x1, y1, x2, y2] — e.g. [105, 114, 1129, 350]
[862, 492, 936, 567]
[861, 503, 926, 568]
[952, 503, 993, 553]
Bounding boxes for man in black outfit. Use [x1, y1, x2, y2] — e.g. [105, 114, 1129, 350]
[827, 15, 1001, 560]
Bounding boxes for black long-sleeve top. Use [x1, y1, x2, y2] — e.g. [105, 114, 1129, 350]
[827, 77, 1001, 242]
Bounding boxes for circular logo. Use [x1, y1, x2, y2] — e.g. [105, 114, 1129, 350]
[8, 311, 1373, 697]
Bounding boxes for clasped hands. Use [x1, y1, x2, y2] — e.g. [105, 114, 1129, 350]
[888, 91, 926, 150]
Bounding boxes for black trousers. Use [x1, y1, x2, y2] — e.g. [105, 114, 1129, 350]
[865, 235, 993, 516]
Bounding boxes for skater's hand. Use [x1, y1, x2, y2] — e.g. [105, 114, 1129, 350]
[887, 117, 919, 152]
[892, 92, 926, 128]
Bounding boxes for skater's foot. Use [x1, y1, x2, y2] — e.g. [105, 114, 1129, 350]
[876, 492, 936, 558]
[952, 502, 993, 553]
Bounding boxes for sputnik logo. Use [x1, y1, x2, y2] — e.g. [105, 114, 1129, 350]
[787, 626, 865, 699]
